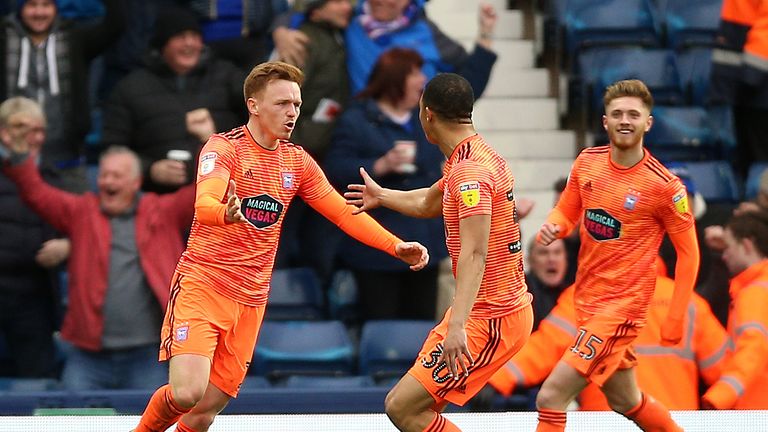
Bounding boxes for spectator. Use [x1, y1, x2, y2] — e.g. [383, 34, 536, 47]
[710, 0, 768, 179]
[0, 141, 195, 390]
[289, 0, 352, 162]
[185, 0, 289, 70]
[526, 238, 568, 331]
[101, 6, 245, 194]
[0, 96, 67, 378]
[272, 0, 353, 281]
[275, 0, 499, 98]
[702, 211, 768, 409]
[486, 270, 729, 411]
[325, 48, 447, 321]
[1, 0, 124, 192]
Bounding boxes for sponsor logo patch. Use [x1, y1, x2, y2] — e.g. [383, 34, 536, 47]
[459, 181, 480, 207]
[240, 194, 284, 229]
[584, 208, 621, 241]
[673, 191, 688, 213]
[199, 152, 217, 175]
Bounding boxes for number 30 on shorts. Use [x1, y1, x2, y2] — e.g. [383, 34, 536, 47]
[570, 328, 604, 360]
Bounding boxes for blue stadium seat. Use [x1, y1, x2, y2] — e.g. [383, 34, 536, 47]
[358, 320, 434, 381]
[745, 163, 768, 200]
[326, 269, 359, 322]
[645, 106, 717, 161]
[576, 47, 683, 134]
[253, 321, 354, 378]
[675, 47, 713, 105]
[240, 375, 271, 391]
[266, 267, 324, 321]
[564, 0, 660, 58]
[662, 0, 720, 49]
[0, 378, 61, 392]
[670, 161, 740, 202]
[283, 375, 375, 388]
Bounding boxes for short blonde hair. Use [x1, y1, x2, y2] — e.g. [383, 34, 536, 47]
[0, 97, 45, 128]
[603, 79, 654, 112]
[243, 61, 304, 102]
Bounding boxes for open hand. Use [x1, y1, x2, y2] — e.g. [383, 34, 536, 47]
[225, 180, 247, 224]
[438, 324, 474, 380]
[344, 167, 384, 215]
[273, 27, 309, 68]
[395, 241, 429, 271]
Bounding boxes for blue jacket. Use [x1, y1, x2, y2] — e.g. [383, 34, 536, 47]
[324, 99, 447, 271]
[346, 0, 497, 97]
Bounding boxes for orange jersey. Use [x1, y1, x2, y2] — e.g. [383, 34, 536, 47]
[176, 126, 334, 306]
[438, 134, 530, 319]
[549, 147, 694, 323]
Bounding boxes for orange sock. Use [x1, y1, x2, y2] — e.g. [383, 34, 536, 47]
[423, 412, 461, 432]
[134, 384, 191, 432]
[624, 393, 683, 432]
[176, 420, 197, 432]
[536, 408, 566, 432]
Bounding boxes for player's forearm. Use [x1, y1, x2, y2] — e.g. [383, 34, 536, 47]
[195, 177, 228, 225]
[668, 227, 700, 321]
[450, 249, 486, 327]
[309, 190, 401, 257]
[379, 187, 441, 218]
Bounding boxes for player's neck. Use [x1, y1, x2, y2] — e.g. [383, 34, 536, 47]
[246, 120, 279, 150]
[609, 144, 644, 168]
[435, 125, 477, 158]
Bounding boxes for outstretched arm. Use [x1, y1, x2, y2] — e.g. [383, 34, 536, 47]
[344, 167, 443, 218]
[306, 189, 429, 270]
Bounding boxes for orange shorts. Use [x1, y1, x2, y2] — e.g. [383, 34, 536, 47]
[562, 314, 639, 387]
[159, 271, 265, 397]
[408, 304, 533, 406]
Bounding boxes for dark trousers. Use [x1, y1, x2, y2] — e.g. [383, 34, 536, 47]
[733, 105, 768, 180]
[0, 280, 58, 378]
[353, 267, 439, 321]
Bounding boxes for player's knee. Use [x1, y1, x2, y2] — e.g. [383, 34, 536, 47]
[172, 383, 207, 409]
[535, 384, 562, 410]
[384, 388, 408, 426]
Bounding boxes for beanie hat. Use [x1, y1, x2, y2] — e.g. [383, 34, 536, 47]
[302, 0, 330, 15]
[151, 6, 202, 49]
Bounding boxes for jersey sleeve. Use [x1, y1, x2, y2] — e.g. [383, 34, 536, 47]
[297, 149, 335, 202]
[656, 177, 695, 234]
[446, 160, 494, 219]
[547, 156, 582, 235]
[196, 134, 237, 183]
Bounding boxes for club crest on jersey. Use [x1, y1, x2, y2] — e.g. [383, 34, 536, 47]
[624, 190, 640, 210]
[673, 190, 688, 213]
[459, 181, 480, 207]
[584, 208, 621, 241]
[282, 172, 294, 189]
[199, 152, 217, 176]
[175, 325, 189, 342]
[241, 194, 284, 228]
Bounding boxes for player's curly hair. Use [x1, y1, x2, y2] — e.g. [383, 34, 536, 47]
[422, 73, 474, 122]
[243, 61, 304, 102]
[603, 79, 654, 112]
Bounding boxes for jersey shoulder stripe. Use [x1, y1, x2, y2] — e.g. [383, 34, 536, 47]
[221, 126, 245, 141]
[645, 156, 674, 182]
[582, 146, 610, 155]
